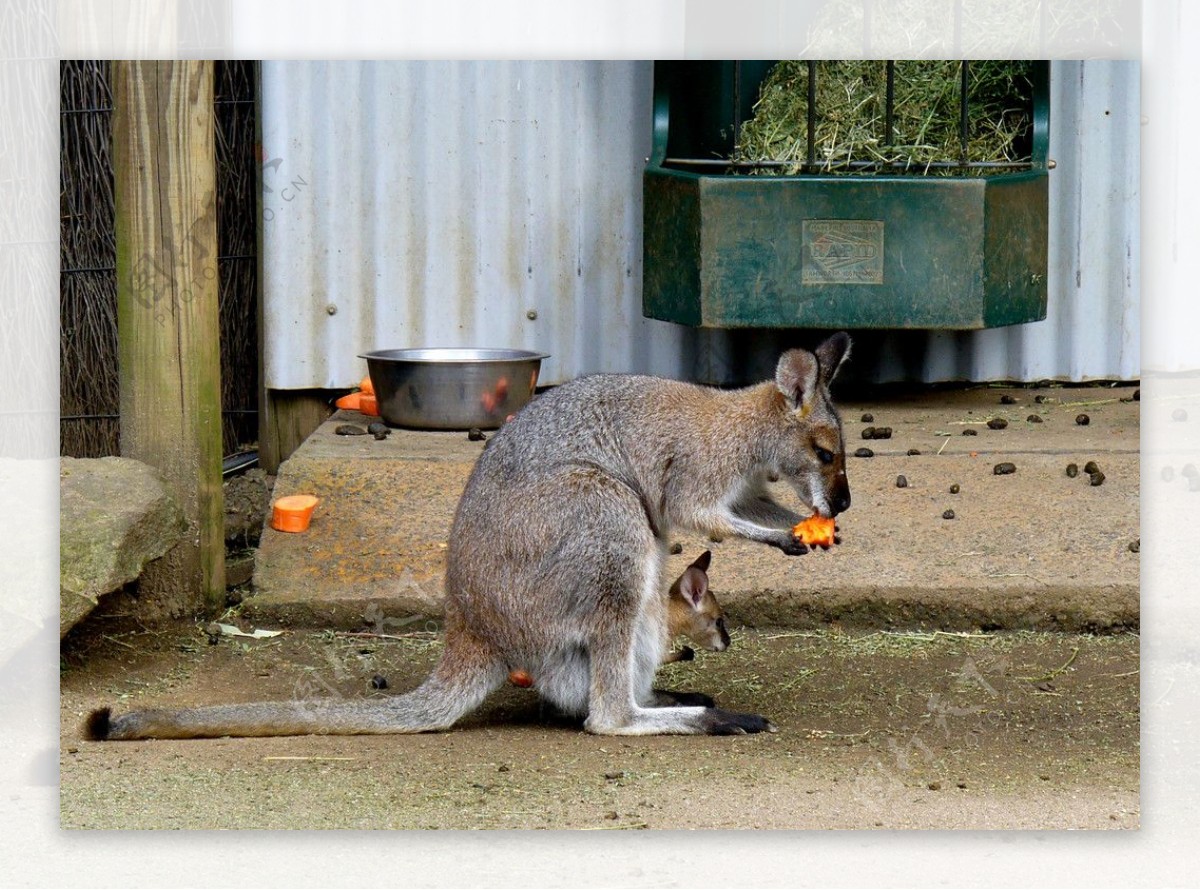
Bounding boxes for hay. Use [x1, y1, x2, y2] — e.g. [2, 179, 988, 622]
[732, 60, 1033, 176]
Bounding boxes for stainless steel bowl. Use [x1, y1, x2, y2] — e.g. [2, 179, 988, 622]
[358, 348, 549, 430]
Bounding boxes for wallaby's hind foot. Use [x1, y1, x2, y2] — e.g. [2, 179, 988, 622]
[699, 708, 776, 735]
[583, 704, 775, 736]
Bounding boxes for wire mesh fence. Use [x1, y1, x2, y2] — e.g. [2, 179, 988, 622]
[60, 60, 260, 458]
[213, 60, 259, 458]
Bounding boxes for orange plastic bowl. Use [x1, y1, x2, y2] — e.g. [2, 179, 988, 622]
[271, 494, 320, 533]
[359, 393, 379, 416]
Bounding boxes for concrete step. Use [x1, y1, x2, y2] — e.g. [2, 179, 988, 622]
[245, 384, 1140, 633]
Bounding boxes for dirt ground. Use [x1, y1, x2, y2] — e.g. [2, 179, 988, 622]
[59, 619, 1138, 830]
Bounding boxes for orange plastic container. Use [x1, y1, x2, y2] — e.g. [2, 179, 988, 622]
[335, 392, 362, 410]
[359, 393, 379, 416]
[359, 375, 375, 395]
[271, 494, 320, 533]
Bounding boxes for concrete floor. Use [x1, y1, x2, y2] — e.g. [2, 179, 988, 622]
[60, 623, 1138, 830]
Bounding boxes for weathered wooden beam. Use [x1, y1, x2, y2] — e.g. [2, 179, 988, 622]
[113, 60, 225, 616]
[259, 389, 333, 474]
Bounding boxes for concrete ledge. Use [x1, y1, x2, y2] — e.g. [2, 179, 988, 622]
[246, 387, 1139, 633]
[247, 416, 477, 629]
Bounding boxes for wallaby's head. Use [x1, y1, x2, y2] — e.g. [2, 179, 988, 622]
[770, 332, 853, 519]
[667, 550, 730, 653]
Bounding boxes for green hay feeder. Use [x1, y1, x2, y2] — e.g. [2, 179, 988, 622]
[642, 61, 1050, 330]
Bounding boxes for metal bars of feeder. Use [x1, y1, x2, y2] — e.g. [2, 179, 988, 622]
[664, 60, 1026, 176]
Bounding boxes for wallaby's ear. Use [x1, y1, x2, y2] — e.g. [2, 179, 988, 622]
[690, 549, 712, 573]
[677, 566, 709, 609]
[775, 349, 820, 414]
[815, 332, 852, 387]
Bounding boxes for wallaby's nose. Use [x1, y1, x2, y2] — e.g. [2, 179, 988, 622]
[833, 492, 851, 515]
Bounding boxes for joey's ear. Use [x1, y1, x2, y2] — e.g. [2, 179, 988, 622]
[775, 349, 820, 414]
[690, 549, 712, 573]
[815, 332, 852, 387]
[677, 566, 709, 609]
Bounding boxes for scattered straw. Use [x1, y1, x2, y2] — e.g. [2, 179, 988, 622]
[579, 822, 649, 830]
[1018, 647, 1079, 683]
[1058, 398, 1121, 408]
[100, 634, 137, 650]
[763, 631, 824, 641]
[333, 631, 436, 642]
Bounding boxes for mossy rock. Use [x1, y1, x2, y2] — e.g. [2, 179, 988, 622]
[60, 457, 186, 637]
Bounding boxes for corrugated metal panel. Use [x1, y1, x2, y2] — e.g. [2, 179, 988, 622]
[262, 60, 691, 389]
[262, 60, 1139, 389]
[931, 58, 1139, 383]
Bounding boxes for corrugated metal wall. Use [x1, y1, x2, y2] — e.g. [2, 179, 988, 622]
[262, 59, 1139, 389]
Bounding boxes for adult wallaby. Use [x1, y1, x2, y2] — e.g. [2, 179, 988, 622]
[87, 333, 851, 740]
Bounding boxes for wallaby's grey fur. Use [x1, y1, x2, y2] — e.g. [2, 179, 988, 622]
[87, 334, 851, 740]
[509, 548, 725, 680]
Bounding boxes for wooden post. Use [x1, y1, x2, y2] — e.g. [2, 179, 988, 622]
[113, 61, 225, 616]
[259, 390, 333, 474]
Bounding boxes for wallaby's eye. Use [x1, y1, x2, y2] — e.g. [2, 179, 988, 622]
[815, 447, 835, 465]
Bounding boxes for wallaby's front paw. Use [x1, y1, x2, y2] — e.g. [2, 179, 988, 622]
[776, 537, 809, 556]
[700, 708, 776, 735]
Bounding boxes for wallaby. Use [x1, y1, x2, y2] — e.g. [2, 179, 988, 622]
[86, 333, 851, 741]
[661, 549, 729, 665]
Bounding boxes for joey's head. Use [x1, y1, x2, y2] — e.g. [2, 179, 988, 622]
[770, 332, 853, 519]
[667, 550, 730, 652]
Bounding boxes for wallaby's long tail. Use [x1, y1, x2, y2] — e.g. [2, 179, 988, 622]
[85, 697, 419, 740]
[85, 636, 506, 741]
